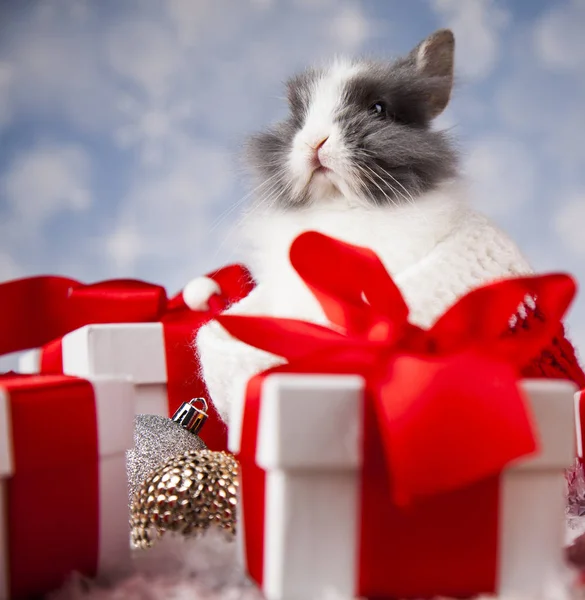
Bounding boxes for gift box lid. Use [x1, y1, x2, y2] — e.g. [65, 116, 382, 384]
[254, 374, 576, 473]
[62, 323, 167, 384]
[19, 323, 169, 383]
[511, 379, 577, 471]
[255, 374, 365, 470]
[0, 374, 135, 477]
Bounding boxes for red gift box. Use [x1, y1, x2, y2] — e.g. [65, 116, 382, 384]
[219, 231, 580, 599]
[0, 373, 134, 599]
[1, 264, 253, 451]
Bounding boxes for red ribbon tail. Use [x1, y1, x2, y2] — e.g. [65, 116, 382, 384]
[215, 314, 349, 360]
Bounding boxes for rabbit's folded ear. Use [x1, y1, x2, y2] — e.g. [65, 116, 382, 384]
[407, 29, 455, 119]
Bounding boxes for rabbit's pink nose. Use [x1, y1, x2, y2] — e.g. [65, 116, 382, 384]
[311, 137, 329, 169]
[315, 136, 329, 151]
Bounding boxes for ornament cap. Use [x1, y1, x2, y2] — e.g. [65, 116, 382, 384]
[171, 397, 209, 435]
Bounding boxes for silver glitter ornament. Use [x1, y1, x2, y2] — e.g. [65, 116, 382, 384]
[130, 449, 239, 549]
[126, 413, 207, 503]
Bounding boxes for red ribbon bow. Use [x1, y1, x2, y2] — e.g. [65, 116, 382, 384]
[217, 231, 576, 504]
[0, 266, 254, 451]
[0, 274, 237, 357]
[209, 231, 578, 595]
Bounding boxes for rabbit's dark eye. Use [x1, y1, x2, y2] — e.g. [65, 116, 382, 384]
[368, 101, 387, 118]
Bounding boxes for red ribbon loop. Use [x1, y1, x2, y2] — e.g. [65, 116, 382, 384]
[427, 273, 577, 365]
[289, 230, 409, 336]
[0, 276, 170, 356]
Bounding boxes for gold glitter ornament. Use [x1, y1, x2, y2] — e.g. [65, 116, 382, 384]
[130, 449, 239, 549]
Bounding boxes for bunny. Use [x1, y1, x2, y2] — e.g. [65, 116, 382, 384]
[196, 29, 533, 424]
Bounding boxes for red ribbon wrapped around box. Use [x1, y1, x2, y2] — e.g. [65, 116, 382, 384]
[217, 231, 578, 598]
[0, 372, 135, 599]
[0, 264, 253, 451]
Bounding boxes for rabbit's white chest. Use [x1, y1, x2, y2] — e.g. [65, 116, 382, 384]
[242, 181, 470, 322]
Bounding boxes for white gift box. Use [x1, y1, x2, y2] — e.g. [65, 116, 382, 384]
[19, 324, 170, 416]
[0, 375, 135, 599]
[575, 390, 585, 458]
[231, 374, 577, 600]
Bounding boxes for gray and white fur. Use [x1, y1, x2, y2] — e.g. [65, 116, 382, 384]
[245, 29, 458, 209]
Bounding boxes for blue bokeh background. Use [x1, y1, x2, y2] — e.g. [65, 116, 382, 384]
[0, 0, 584, 363]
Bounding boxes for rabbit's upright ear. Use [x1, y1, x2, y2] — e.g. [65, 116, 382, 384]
[407, 29, 455, 118]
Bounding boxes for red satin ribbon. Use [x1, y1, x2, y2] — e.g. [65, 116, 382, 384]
[216, 231, 577, 596]
[1, 374, 100, 598]
[0, 265, 254, 450]
[0, 277, 167, 356]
